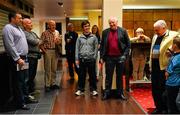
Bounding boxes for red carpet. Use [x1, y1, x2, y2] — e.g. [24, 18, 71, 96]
[130, 84, 155, 113]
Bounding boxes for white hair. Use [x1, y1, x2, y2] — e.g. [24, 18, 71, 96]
[136, 27, 144, 33]
[154, 20, 167, 28]
[108, 16, 118, 23]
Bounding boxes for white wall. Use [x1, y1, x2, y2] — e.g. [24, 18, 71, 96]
[31, 17, 66, 55]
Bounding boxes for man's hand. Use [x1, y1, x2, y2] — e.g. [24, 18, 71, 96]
[100, 59, 104, 64]
[17, 58, 25, 67]
[75, 60, 79, 66]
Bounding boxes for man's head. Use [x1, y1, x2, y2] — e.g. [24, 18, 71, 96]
[22, 18, 32, 31]
[108, 17, 118, 30]
[135, 28, 144, 36]
[81, 20, 90, 34]
[67, 23, 74, 32]
[153, 20, 167, 37]
[172, 35, 180, 52]
[8, 12, 22, 26]
[48, 20, 56, 32]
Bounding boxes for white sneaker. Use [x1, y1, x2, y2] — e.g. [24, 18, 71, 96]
[75, 90, 84, 96]
[91, 90, 98, 96]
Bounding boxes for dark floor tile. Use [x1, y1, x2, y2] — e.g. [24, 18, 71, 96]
[36, 103, 52, 109]
[15, 109, 34, 114]
[33, 108, 51, 114]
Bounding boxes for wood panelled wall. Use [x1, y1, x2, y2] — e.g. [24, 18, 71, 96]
[123, 9, 180, 38]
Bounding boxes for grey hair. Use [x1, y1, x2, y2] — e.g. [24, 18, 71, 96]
[67, 23, 73, 27]
[108, 16, 118, 23]
[154, 20, 167, 28]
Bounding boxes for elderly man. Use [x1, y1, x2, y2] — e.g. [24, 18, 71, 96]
[65, 23, 79, 80]
[149, 20, 178, 114]
[100, 17, 130, 100]
[40, 20, 62, 92]
[130, 28, 151, 81]
[22, 18, 41, 96]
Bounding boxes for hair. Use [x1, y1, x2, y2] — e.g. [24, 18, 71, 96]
[67, 23, 73, 28]
[108, 16, 118, 23]
[91, 25, 100, 37]
[154, 20, 167, 29]
[81, 20, 90, 28]
[173, 35, 180, 49]
[136, 27, 144, 33]
[8, 11, 20, 22]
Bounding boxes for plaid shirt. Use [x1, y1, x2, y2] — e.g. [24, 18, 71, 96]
[41, 30, 60, 49]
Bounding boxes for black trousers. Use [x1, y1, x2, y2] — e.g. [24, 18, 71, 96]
[105, 56, 125, 95]
[66, 51, 79, 78]
[9, 57, 29, 107]
[151, 69, 166, 111]
[77, 59, 97, 91]
[27, 57, 38, 93]
[166, 85, 179, 113]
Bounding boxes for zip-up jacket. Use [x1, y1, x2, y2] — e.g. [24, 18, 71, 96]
[75, 33, 98, 60]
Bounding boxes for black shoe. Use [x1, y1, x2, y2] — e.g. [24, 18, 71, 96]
[151, 109, 162, 114]
[50, 85, 60, 90]
[117, 94, 127, 100]
[18, 104, 30, 110]
[102, 93, 110, 100]
[45, 87, 50, 92]
[120, 94, 127, 100]
[25, 98, 38, 104]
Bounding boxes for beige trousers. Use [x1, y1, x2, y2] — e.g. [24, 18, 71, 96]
[132, 55, 146, 80]
[44, 50, 58, 87]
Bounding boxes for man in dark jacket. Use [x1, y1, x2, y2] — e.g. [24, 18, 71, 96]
[100, 17, 130, 100]
[65, 23, 79, 80]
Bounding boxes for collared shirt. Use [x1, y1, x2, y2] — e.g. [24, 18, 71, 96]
[2, 24, 28, 61]
[41, 30, 60, 49]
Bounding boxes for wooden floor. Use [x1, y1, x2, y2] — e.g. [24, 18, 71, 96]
[51, 59, 145, 114]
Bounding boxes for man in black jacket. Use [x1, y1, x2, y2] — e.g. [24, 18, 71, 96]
[100, 17, 130, 100]
[65, 23, 79, 80]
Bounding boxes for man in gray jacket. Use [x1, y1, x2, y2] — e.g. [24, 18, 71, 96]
[22, 18, 41, 96]
[75, 20, 98, 96]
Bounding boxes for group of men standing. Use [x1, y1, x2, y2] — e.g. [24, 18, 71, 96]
[2, 11, 179, 114]
[2, 12, 61, 110]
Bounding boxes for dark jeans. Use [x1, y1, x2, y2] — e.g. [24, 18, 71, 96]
[105, 56, 125, 95]
[166, 85, 179, 113]
[151, 69, 166, 111]
[66, 51, 79, 78]
[9, 57, 29, 107]
[77, 59, 97, 91]
[27, 57, 38, 93]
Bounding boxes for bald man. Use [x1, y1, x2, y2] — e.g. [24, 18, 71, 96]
[100, 17, 130, 100]
[22, 18, 41, 95]
[40, 20, 62, 92]
[149, 20, 178, 114]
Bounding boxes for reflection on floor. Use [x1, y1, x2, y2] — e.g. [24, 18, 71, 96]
[1, 57, 146, 114]
[1, 58, 62, 114]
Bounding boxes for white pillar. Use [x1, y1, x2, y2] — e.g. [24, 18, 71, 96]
[102, 0, 123, 29]
[102, 0, 123, 90]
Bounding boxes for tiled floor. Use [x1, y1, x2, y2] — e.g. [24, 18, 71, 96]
[0, 58, 63, 114]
